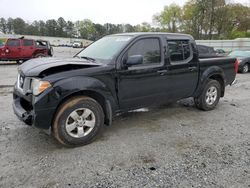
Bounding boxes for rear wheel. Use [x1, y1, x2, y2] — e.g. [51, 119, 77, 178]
[242, 64, 249, 73]
[194, 79, 221, 111]
[52, 96, 104, 147]
[34, 53, 46, 58]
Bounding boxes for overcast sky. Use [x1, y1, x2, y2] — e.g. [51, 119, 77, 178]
[0, 0, 249, 25]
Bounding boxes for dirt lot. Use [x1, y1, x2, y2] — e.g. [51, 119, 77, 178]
[0, 48, 249, 188]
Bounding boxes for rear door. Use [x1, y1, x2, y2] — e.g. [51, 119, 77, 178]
[165, 39, 199, 99]
[21, 39, 35, 58]
[6, 39, 21, 59]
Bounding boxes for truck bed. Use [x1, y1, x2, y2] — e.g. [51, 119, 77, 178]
[199, 57, 237, 86]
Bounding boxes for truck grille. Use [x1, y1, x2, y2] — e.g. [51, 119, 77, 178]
[17, 74, 32, 94]
[18, 74, 25, 89]
[19, 74, 25, 89]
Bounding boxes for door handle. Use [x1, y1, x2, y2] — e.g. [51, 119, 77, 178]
[188, 66, 197, 71]
[157, 69, 168, 75]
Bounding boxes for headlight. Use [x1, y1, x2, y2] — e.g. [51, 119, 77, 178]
[31, 78, 51, 96]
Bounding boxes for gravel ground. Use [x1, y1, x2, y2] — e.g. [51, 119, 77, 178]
[0, 48, 249, 188]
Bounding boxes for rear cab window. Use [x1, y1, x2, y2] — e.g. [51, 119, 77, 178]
[7, 39, 20, 47]
[167, 40, 192, 64]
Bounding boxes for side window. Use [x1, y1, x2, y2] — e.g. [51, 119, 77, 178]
[168, 41, 183, 62]
[127, 38, 161, 65]
[167, 40, 192, 64]
[23, 39, 33, 46]
[7, 39, 20, 47]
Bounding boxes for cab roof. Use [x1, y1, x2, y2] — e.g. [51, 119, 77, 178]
[112, 32, 194, 40]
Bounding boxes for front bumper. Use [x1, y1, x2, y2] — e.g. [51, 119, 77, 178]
[13, 97, 33, 125]
[12, 84, 57, 130]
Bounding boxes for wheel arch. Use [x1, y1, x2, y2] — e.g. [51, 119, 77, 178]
[32, 49, 48, 57]
[208, 74, 225, 97]
[53, 89, 113, 127]
[194, 66, 226, 97]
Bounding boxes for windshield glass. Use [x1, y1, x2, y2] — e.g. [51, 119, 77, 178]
[229, 51, 250, 57]
[0, 38, 7, 47]
[76, 35, 132, 60]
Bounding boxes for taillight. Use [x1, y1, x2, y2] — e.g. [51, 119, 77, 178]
[234, 59, 239, 74]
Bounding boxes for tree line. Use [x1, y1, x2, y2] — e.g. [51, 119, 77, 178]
[0, 0, 249, 40]
[154, 0, 250, 40]
[0, 17, 156, 41]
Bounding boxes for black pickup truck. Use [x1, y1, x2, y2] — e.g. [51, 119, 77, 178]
[13, 33, 237, 146]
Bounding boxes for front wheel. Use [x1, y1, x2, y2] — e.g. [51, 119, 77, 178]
[52, 96, 104, 147]
[16, 60, 24, 64]
[194, 79, 221, 111]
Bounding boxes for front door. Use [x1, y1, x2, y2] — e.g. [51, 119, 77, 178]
[117, 37, 169, 110]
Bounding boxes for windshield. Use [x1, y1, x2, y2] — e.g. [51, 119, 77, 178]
[76, 35, 132, 60]
[229, 51, 250, 58]
[0, 38, 7, 47]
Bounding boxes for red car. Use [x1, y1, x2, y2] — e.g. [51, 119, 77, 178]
[0, 37, 53, 64]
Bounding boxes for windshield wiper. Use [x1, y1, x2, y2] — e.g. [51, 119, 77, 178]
[77, 56, 96, 62]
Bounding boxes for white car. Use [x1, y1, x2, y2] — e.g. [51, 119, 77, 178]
[72, 41, 82, 48]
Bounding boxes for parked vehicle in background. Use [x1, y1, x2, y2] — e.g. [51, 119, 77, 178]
[0, 37, 53, 64]
[13, 33, 237, 146]
[228, 50, 250, 73]
[197, 44, 219, 58]
[72, 41, 83, 48]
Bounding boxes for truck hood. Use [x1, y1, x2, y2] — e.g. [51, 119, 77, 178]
[19, 57, 103, 77]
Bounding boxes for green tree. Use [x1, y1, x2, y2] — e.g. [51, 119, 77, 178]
[6, 18, 13, 34]
[76, 19, 96, 40]
[124, 24, 135, 33]
[154, 3, 182, 32]
[0, 18, 7, 33]
[45, 19, 58, 36]
[65, 21, 75, 38]
[57, 17, 67, 37]
[12, 18, 26, 34]
[26, 21, 40, 35]
[93, 23, 107, 40]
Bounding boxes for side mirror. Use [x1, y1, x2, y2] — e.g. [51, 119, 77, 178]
[126, 55, 143, 67]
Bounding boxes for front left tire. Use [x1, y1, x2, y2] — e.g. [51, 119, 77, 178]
[52, 96, 104, 147]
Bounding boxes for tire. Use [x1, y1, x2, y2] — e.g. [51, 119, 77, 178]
[194, 79, 221, 111]
[16, 60, 27, 64]
[16, 60, 24, 64]
[48, 47, 53, 56]
[242, 64, 249, 73]
[34, 53, 46, 58]
[52, 96, 104, 147]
